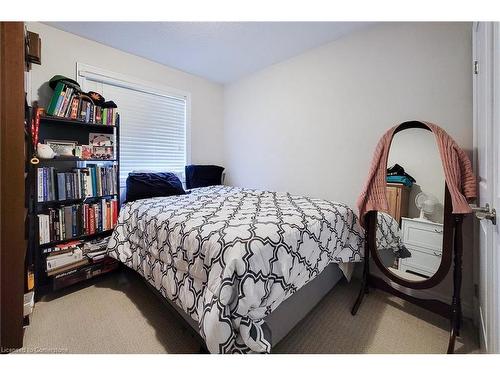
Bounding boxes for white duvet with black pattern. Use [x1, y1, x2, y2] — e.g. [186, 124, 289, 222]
[107, 186, 364, 353]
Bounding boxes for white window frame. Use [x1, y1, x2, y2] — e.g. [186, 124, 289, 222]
[76, 63, 192, 173]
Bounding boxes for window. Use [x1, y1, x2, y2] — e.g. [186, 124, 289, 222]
[77, 64, 190, 188]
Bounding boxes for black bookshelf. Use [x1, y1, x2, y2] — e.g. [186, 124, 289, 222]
[26, 112, 121, 298]
[40, 115, 119, 128]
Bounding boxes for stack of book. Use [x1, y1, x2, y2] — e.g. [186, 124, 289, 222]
[45, 241, 88, 276]
[52, 257, 119, 290]
[83, 237, 110, 261]
[37, 165, 117, 202]
[46, 82, 118, 125]
[37, 167, 57, 202]
[44, 237, 111, 276]
[38, 198, 119, 244]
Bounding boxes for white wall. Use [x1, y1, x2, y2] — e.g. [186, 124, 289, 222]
[224, 22, 472, 205]
[26, 22, 225, 166]
[224, 22, 475, 316]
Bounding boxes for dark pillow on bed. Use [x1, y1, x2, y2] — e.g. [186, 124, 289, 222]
[185, 165, 224, 189]
[125, 172, 185, 203]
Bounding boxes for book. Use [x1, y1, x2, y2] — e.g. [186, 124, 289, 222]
[42, 168, 48, 201]
[89, 207, 96, 235]
[69, 96, 80, 119]
[47, 82, 66, 115]
[57, 173, 66, 200]
[64, 206, 73, 240]
[49, 167, 56, 201]
[47, 258, 89, 277]
[57, 87, 72, 117]
[37, 168, 44, 202]
[95, 106, 102, 124]
[62, 89, 74, 118]
[46, 248, 84, 272]
[59, 207, 65, 240]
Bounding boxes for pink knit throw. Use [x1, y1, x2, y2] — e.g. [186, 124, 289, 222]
[357, 121, 477, 226]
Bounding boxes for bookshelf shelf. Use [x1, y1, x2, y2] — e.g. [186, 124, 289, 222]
[27, 104, 121, 299]
[39, 158, 117, 163]
[36, 194, 119, 209]
[39, 229, 114, 249]
[40, 115, 118, 129]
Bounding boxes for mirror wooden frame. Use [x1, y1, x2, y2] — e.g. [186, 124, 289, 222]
[351, 121, 465, 354]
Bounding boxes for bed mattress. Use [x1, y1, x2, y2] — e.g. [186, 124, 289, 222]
[107, 186, 364, 353]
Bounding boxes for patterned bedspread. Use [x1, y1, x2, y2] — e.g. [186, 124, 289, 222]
[376, 212, 411, 259]
[107, 186, 364, 353]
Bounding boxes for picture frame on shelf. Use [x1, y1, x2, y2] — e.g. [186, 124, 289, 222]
[45, 139, 77, 157]
[92, 146, 114, 160]
[89, 133, 114, 147]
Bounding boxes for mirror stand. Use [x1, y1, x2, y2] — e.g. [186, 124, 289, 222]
[351, 205, 464, 354]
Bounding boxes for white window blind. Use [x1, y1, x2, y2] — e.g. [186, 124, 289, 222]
[83, 77, 187, 187]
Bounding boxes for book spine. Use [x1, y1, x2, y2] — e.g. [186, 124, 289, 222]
[48, 209, 54, 243]
[91, 167, 97, 196]
[96, 204, 101, 232]
[89, 103, 94, 123]
[106, 201, 111, 230]
[59, 207, 65, 240]
[85, 102, 91, 123]
[75, 169, 81, 199]
[113, 199, 118, 227]
[54, 86, 67, 116]
[64, 206, 73, 239]
[47, 82, 65, 115]
[83, 204, 88, 235]
[71, 206, 77, 238]
[54, 209, 60, 241]
[69, 96, 80, 119]
[38, 214, 44, 244]
[94, 106, 100, 124]
[101, 199, 106, 231]
[64, 173, 71, 200]
[57, 173, 65, 201]
[63, 88, 74, 116]
[89, 205, 95, 235]
[37, 168, 44, 202]
[42, 168, 48, 202]
[63, 91, 74, 118]
[97, 166, 102, 196]
[57, 87, 71, 117]
[49, 167, 56, 201]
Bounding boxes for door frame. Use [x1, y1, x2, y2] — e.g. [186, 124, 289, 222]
[0, 22, 26, 352]
[473, 21, 500, 354]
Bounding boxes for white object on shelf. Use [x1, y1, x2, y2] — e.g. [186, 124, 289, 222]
[24, 291, 34, 317]
[399, 217, 444, 278]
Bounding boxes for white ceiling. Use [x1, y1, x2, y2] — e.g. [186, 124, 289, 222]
[46, 22, 372, 84]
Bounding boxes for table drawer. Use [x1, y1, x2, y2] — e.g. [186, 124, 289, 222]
[402, 247, 442, 275]
[402, 222, 443, 250]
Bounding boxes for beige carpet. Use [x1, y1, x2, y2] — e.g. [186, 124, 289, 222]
[19, 269, 479, 354]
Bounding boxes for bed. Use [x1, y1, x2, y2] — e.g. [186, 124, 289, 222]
[107, 185, 364, 353]
[376, 212, 411, 268]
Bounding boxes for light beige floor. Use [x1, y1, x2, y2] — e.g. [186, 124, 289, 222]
[19, 269, 479, 354]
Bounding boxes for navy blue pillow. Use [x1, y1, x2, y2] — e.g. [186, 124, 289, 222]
[125, 172, 185, 203]
[185, 165, 224, 189]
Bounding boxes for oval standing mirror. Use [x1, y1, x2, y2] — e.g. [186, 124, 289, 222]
[372, 124, 453, 288]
